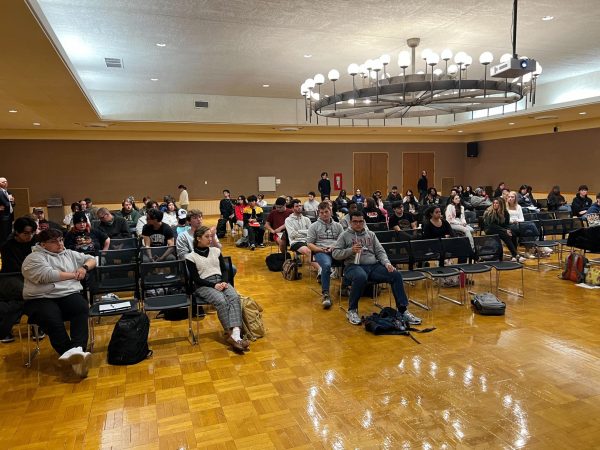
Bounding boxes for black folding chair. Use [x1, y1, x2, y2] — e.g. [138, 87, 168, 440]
[382, 241, 428, 310]
[87, 262, 140, 350]
[140, 259, 196, 345]
[410, 238, 463, 306]
[441, 237, 493, 301]
[367, 222, 389, 232]
[474, 234, 524, 298]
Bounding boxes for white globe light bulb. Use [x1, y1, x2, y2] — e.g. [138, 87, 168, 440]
[421, 48, 432, 60]
[454, 51, 467, 65]
[305, 78, 315, 89]
[427, 52, 440, 65]
[479, 51, 494, 65]
[433, 68, 443, 76]
[441, 49, 453, 61]
[380, 54, 391, 65]
[347, 63, 360, 75]
[314, 73, 325, 85]
[327, 69, 340, 81]
[365, 59, 374, 70]
[447, 64, 458, 75]
[464, 55, 473, 66]
[372, 58, 383, 71]
[398, 50, 411, 68]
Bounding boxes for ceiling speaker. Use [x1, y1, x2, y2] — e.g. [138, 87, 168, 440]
[467, 142, 479, 158]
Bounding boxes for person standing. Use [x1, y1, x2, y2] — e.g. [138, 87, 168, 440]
[0, 177, 15, 246]
[178, 184, 189, 210]
[417, 170, 428, 202]
[318, 172, 331, 201]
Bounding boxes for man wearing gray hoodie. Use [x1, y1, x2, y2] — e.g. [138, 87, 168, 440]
[307, 202, 343, 309]
[332, 211, 421, 326]
[21, 229, 96, 378]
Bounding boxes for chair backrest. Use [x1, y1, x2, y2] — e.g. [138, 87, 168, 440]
[540, 219, 563, 240]
[537, 211, 556, 220]
[222, 256, 234, 286]
[382, 241, 411, 266]
[140, 259, 187, 294]
[303, 210, 317, 219]
[374, 231, 396, 243]
[562, 217, 583, 237]
[441, 236, 474, 262]
[537, 198, 548, 210]
[554, 210, 571, 219]
[98, 247, 138, 266]
[523, 212, 538, 221]
[109, 237, 138, 250]
[473, 235, 503, 261]
[409, 238, 443, 265]
[140, 245, 177, 262]
[88, 262, 139, 298]
[368, 222, 388, 232]
[262, 205, 273, 215]
[517, 220, 541, 245]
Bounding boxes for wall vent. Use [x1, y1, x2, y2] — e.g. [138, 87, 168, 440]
[194, 100, 209, 108]
[105, 57, 123, 68]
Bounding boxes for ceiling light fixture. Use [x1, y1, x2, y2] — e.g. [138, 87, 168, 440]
[457, 130, 464, 133]
[542, 16, 554, 21]
[156, 42, 166, 47]
[262, 84, 270, 88]
[508, 122, 515, 125]
[300, 1, 541, 125]
[579, 112, 587, 115]
[150, 78, 159, 81]
[33, 122, 41, 126]
[304, 54, 312, 58]
[8, 109, 17, 113]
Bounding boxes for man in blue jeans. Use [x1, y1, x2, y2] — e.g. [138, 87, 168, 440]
[307, 202, 344, 309]
[332, 211, 422, 326]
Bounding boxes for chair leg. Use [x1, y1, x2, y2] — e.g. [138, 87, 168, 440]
[25, 324, 40, 368]
[406, 280, 430, 311]
[88, 317, 95, 352]
[496, 270, 525, 298]
[188, 303, 197, 345]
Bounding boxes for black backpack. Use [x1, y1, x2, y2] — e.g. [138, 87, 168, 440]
[265, 252, 291, 272]
[471, 292, 506, 315]
[107, 311, 153, 365]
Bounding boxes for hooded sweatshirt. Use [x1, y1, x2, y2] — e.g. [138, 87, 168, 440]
[332, 228, 390, 267]
[307, 218, 343, 248]
[21, 244, 94, 299]
[284, 214, 312, 245]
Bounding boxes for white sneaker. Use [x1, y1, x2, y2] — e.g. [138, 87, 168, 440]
[73, 352, 92, 378]
[517, 256, 526, 263]
[58, 346, 84, 367]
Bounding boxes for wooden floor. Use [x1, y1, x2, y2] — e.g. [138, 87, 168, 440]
[2, 223, 600, 449]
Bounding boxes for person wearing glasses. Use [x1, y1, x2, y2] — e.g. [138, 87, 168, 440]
[96, 208, 130, 239]
[21, 229, 96, 378]
[332, 211, 422, 326]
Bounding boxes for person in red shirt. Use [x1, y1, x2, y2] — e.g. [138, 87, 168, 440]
[265, 197, 292, 252]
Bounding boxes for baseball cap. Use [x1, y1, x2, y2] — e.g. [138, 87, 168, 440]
[177, 208, 188, 220]
[32, 207, 44, 213]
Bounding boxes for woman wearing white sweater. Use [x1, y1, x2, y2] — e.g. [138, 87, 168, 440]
[445, 194, 475, 249]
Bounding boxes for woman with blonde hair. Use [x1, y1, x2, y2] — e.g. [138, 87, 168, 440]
[483, 198, 525, 263]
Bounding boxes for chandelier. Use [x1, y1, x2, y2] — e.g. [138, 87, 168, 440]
[300, 2, 541, 124]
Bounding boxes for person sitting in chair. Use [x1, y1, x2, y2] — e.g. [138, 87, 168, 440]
[332, 211, 422, 327]
[185, 226, 248, 353]
[21, 229, 96, 378]
[243, 195, 265, 250]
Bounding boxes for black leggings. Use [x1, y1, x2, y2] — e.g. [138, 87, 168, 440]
[23, 293, 89, 355]
[486, 226, 518, 257]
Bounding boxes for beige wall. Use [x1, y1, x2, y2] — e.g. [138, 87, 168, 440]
[1, 128, 598, 208]
[1, 140, 464, 206]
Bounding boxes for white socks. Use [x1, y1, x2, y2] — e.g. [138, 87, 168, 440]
[231, 327, 241, 341]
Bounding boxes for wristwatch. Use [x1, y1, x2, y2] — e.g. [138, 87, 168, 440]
[82, 264, 90, 272]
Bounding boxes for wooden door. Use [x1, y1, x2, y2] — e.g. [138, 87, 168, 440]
[353, 153, 388, 197]
[402, 152, 435, 195]
[11, 188, 30, 218]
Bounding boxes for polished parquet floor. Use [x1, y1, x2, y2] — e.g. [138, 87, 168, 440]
[1, 223, 600, 449]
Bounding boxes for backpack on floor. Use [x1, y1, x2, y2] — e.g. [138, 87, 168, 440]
[363, 307, 435, 344]
[265, 252, 291, 272]
[107, 311, 153, 365]
[240, 295, 265, 341]
[471, 292, 506, 316]
[561, 252, 587, 283]
[282, 258, 302, 281]
[585, 265, 600, 286]
[236, 236, 248, 248]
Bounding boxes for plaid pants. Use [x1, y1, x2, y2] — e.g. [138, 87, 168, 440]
[194, 275, 242, 330]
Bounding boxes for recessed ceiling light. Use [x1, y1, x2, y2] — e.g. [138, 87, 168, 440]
[262, 84, 270, 88]
[150, 78, 159, 81]
[542, 16, 554, 21]
[579, 112, 587, 115]
[508, 122, 515, 125]
[156, 42, 166, 47]
[8, 109, 17, 113]
[457, 130, 463, 133]
[32, 122, 41, 126]
[303, 54, 312, 58]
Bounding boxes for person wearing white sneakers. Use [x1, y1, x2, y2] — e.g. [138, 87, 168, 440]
[21, 229, 96, 378]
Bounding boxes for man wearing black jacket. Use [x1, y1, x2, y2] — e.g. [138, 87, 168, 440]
[571, 185, 592, 218]
[219, 189, 236, 236]
[318, 172, 331, 201]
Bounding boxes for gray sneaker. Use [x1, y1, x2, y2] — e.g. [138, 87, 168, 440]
[402, 310, 422, 326]
[322, 293, 332, 309]
[346, 309, 361, 325]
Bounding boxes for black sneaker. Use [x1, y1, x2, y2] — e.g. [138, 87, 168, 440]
[0, 335, 15, 344]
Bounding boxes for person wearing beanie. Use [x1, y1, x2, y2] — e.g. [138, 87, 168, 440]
[64, 211, 109, 255]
